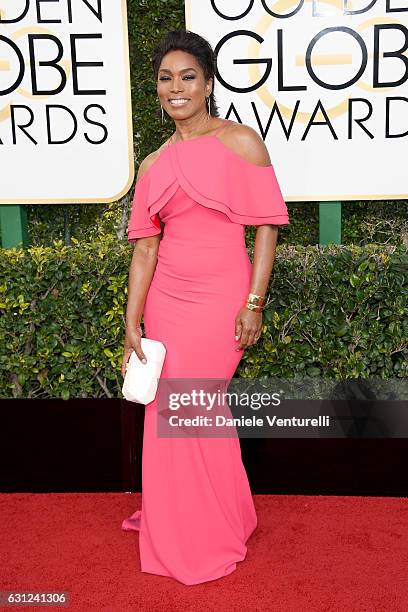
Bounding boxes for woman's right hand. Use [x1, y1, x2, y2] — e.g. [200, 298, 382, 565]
[121, 324, 147, 378]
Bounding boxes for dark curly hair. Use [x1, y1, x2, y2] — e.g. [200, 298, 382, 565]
[152, 29, 220, 118]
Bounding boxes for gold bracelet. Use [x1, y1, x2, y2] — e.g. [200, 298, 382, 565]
[246, 292, 267, 313]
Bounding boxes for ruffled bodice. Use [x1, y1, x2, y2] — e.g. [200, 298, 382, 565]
[127, 134, 290, 242]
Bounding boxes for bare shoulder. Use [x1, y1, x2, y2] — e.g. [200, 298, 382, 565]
[137, 138, 171, 180]
[218, 120, 271, 167]
[137, 152, 157, 180]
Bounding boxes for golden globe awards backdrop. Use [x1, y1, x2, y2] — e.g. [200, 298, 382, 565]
[0, 0, 133, 204]
[186, 0, 408, 201]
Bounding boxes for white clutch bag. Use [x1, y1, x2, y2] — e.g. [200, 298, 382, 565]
[122, 338, 166, 404]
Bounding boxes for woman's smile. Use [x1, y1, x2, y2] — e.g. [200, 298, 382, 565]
[169, 98, 190, 107]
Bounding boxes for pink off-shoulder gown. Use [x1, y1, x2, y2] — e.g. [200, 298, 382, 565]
[122, 120, 290, 585]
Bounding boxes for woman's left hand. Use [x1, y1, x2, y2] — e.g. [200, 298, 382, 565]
[235, 306, 263, 350]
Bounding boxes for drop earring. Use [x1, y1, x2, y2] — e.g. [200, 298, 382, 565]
[161, 104, 165, 124]
[206, 97, 211, 118]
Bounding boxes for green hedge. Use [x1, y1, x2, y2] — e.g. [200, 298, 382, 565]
[0, 240, 406, 399]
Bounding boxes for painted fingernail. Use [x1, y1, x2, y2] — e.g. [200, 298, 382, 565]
[142, 358, 147, 364]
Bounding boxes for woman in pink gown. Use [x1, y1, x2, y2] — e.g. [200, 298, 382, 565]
[121, 31, 289, 586]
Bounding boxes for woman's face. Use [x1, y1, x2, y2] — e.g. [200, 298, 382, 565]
[157, 50, 212, 120]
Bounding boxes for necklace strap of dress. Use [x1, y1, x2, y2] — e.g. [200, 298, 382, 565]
[212, 119, 229, 137]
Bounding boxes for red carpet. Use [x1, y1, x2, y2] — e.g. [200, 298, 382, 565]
[1, 493, 407, 611]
